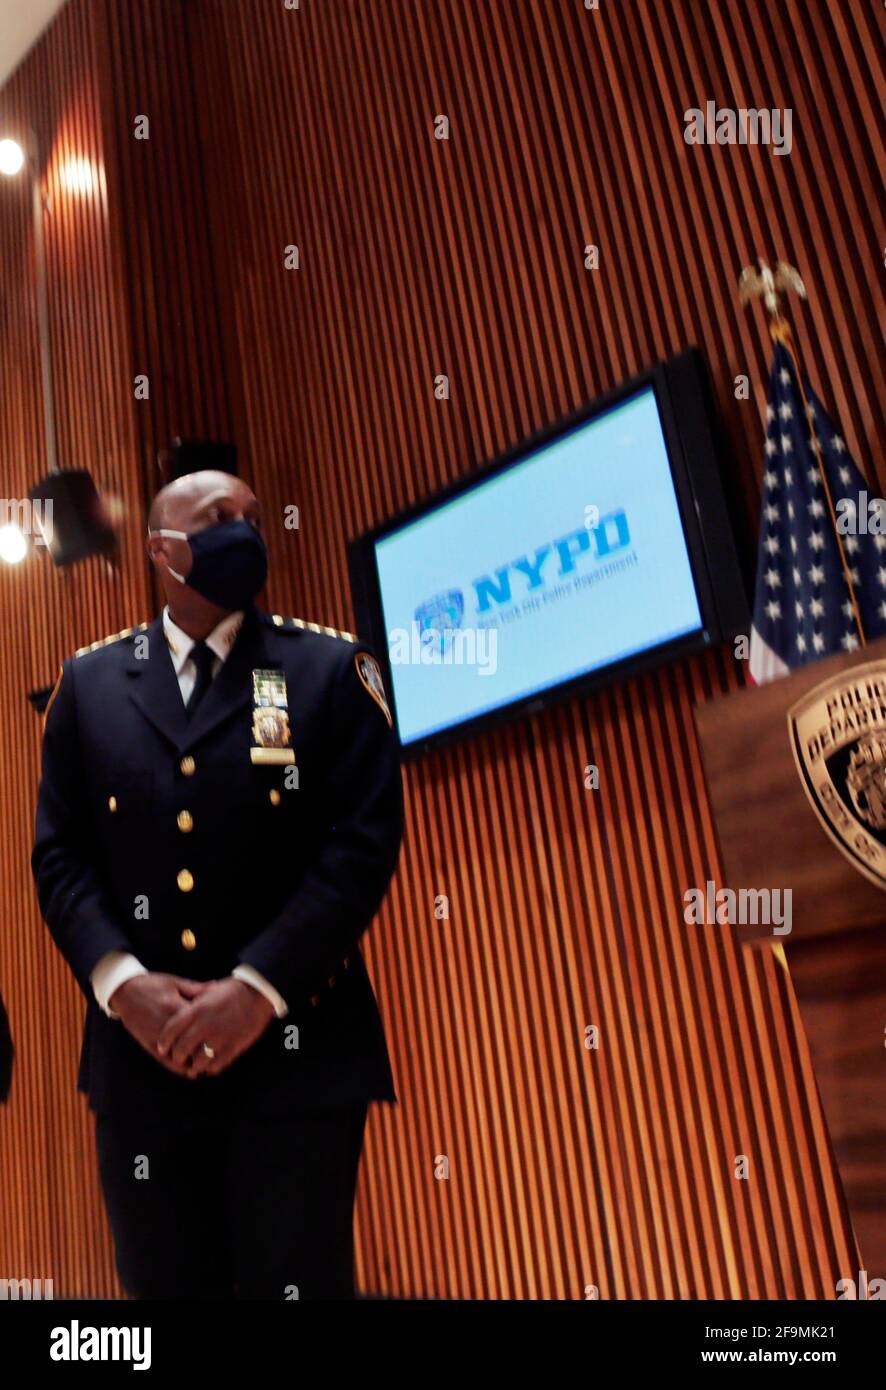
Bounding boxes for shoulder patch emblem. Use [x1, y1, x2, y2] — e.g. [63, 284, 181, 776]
[355, 652, 392, 727]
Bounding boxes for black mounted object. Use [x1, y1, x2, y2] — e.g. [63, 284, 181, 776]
[28, 683, 56, 715]
[163, 439, 238, 484]
[0, 990, 13, 1103]
[27, 469, 116, 567]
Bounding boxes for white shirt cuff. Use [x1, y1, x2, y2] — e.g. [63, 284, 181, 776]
[232, 965, 288, 1018]
[91, 952, 148, 1018]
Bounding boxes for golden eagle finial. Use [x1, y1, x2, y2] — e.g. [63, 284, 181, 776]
[738, 258, 807, 321]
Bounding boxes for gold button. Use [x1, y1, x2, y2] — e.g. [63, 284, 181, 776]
[108, 796, 117, 813]
[180, 755, 196, 776]
[181, 929, 197, 951]
[177, 810, 194, 833]
[176, 868, 194, 892]
[269, 789, 281, 806]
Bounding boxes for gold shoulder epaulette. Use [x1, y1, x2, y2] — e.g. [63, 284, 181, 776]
[271, 614, 356, 643]
[74, 622, 149, 658]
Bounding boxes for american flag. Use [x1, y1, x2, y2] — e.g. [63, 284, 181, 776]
[749, 340, 885, 684]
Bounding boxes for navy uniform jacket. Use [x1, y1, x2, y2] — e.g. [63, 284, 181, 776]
[31, 605, 403, 1121]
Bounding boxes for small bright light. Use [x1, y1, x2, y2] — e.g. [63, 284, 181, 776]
[0, 524, 27, 564]
[0, 139, 25, 176]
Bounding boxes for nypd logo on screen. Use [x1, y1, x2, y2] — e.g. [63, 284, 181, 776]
[389, 507, 632, 675]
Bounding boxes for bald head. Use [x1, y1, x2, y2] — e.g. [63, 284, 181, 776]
[148, 470, 260, 535]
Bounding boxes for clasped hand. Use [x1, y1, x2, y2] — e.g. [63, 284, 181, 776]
[110, 973, 275, 1079]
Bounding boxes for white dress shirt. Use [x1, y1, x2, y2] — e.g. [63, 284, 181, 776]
[90, 607, 289, 1021]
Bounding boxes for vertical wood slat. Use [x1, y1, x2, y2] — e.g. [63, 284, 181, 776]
[0, 0, 882, 1297]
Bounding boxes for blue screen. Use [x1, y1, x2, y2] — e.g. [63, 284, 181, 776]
[374, 387, 704, 745]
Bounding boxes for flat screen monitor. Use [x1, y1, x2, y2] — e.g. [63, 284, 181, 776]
[349, 349, 748, 755]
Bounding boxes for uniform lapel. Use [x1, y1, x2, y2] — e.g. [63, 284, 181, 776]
[124, 615, 189, 750]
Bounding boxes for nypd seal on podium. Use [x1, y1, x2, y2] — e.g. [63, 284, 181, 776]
[789, 659, 886, 890]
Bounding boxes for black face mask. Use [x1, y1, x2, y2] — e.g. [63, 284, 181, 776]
[152, 519, 268, 610]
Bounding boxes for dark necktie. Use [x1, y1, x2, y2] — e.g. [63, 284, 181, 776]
[185, 641, 216, 718]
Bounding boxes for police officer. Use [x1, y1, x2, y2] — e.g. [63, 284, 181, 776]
[32, 470, 403, 1300]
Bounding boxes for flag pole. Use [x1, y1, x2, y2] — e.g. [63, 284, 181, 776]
[739, 260, 866, 647]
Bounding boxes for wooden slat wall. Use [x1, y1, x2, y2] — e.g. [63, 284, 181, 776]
[0, 0, 148, 1296]
[0, 0, 883, 1297]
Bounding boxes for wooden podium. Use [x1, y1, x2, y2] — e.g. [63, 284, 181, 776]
[696, 637, 886, 1275]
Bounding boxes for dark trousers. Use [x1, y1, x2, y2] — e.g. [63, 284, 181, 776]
[95, 1104, 368, 1300]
